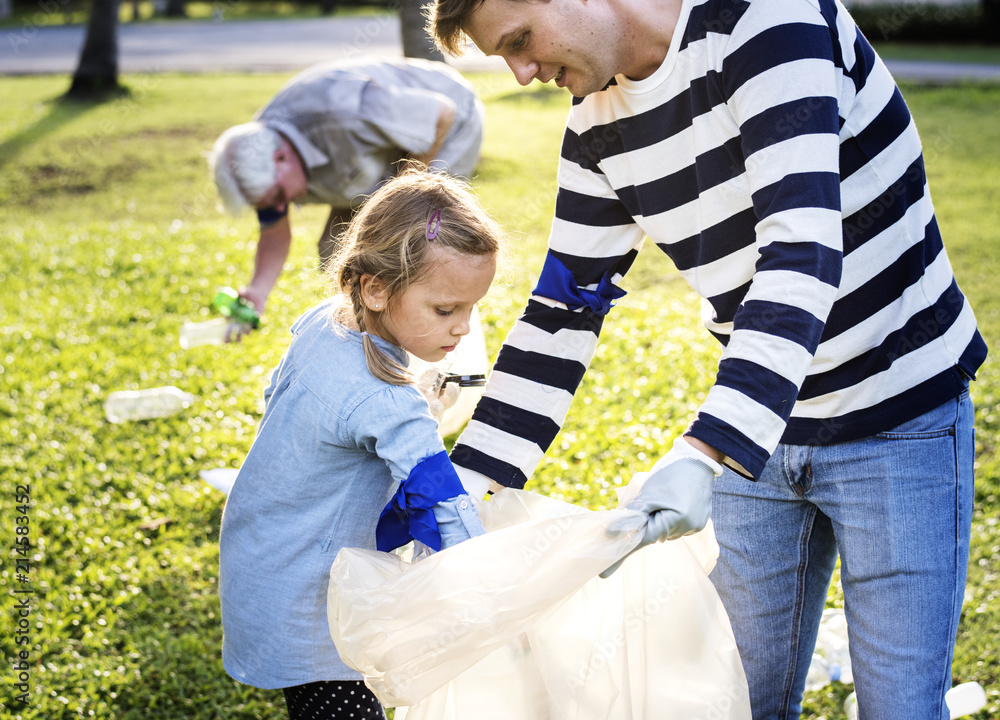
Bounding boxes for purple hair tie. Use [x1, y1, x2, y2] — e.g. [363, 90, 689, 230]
[425, 210, 441, 240]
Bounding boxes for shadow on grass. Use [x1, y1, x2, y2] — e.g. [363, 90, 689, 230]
[0, 86, 130, 170]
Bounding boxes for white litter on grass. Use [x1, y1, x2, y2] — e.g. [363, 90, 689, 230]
[200, 468, 239, 495]
[805, 608, 853, 691]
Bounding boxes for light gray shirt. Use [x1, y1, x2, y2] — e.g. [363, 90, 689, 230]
[255, 57, 484, 208]
[219, 300, 447, 688]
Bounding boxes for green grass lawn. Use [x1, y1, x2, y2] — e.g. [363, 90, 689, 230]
[0, 71, 998, 719]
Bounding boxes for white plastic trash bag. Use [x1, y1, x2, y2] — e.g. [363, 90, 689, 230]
[328, 489, 750, 719]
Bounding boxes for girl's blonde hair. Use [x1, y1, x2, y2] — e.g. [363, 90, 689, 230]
[329, 168, 505, 385]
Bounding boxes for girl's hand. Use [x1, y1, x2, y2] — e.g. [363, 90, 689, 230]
[417, 369, 461, 423]
[238, 286, 267, 315]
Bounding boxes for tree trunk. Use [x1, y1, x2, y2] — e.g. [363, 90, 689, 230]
[399, 0, 444, 61]
[0, 0, 12, 21]
[66, 0, 124, 100]
[984, 0, 1000, 43]
[164, 0, 186, 17]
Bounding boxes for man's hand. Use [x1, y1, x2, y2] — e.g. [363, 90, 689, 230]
[224, 320, 255, 344]
[237, 286, 268, 315]
[630, 457, 716, 542]
[220, 287, 265, 344]
[601, 437, 723, 578]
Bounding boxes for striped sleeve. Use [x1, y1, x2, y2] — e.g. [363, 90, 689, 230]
[450, 129, 646, 489]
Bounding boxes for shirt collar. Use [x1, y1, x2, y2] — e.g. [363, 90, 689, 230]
[266, 118, 329, 172]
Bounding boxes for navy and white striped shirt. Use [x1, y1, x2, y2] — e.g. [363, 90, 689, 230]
[455, 0, 986, 485]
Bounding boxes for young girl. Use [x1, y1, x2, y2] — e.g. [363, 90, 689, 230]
[218, 169, 505, 719]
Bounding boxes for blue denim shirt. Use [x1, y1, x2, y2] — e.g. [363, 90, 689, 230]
[219, 300, 447, 689]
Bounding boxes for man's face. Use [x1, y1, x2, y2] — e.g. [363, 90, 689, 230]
[463, 0, 618, 98]
[254, 140, 308, 212]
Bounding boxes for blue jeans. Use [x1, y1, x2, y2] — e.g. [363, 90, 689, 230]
[709, 389, 975, 720]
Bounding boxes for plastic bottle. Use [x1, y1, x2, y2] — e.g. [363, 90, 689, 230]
[844, 692, 858, 720]
[804, 654, 834, 693]
[212, 287, 260, 328]
[945, 681, 988, 718]
[843, 682, 987, 720]
[200, 467, 240, 495]
[179, 318, 232, 349]
[104, 386, 197, 423]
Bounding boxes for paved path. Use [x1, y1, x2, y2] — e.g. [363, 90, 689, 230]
[2, 16, 999, 81]
[878, 58, 1000, 83]
[0, 15, 503, 75]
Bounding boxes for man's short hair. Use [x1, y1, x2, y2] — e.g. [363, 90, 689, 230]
[208, 122, 283, 216]
[428, 0, 490, 56]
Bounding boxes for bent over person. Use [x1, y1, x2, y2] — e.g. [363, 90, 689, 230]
[210, 57, 485, 319]
[429, 0, 987, 716]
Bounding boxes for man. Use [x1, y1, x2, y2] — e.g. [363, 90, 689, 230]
[430, 0, 987, 717]
[210, 57, 485, 317]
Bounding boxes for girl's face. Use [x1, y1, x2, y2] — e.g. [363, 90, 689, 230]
[363, 245, 496, 363]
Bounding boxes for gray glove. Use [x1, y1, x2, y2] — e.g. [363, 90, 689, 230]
[431, 493, 486, 550]
[601, 439, 722, 578]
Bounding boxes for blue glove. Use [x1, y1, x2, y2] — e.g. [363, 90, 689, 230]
[601, 438, 723, 578]
[431, 493, 486, 550]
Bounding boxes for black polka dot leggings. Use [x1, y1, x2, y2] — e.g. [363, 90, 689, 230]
[283, 680, 385, 720]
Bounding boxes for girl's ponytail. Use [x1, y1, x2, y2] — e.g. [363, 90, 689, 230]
[342, 266, 412, 386]
[361, 332, 411, 386]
